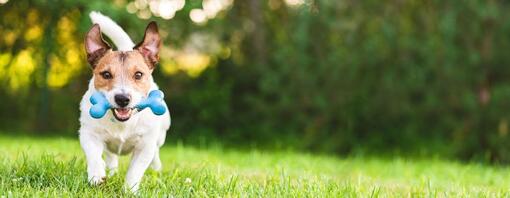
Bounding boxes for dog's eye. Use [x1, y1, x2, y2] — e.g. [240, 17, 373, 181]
[100, 71, 113, 79]
[134, 71, 143, 80]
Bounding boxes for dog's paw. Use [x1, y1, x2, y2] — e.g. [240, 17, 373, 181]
[87, 161, 106, 185]
[150, 157, 162, 172]
[88, 175, 106, 185]
[88, 169, 106, 185]
[124, 183, 140, 194]
[150, 162, 162, 172]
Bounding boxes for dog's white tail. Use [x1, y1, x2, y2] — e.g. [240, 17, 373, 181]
[89, 11, 135, 51]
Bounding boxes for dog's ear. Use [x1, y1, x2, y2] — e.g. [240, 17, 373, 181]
[85, 24, 111, 68]
[134, 21, 160, 69]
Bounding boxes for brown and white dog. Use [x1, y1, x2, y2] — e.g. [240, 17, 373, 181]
[79, 12, 171, 192]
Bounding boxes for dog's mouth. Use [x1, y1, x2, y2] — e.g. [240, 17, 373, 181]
[111, 108, 133, 122]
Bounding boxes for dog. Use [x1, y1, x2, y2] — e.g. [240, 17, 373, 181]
[79, 12, 171, 192]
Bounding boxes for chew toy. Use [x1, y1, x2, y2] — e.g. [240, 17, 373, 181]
[89, 90, 167, 119]
[135, 90, 167, 116]
[89, 92, 112, 119]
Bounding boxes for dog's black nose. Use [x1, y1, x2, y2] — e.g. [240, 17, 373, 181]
[114, 94, 130, 107]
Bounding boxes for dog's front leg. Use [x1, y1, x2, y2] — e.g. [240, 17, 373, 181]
[125, 139, 157, 192]
[105, 151, 119, 176]
[79, 128, 106, 185]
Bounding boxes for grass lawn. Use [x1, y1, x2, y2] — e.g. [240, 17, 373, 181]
[1, 135, 510, 197]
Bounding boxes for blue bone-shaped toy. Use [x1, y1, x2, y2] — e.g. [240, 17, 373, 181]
[89, 90, 167, 119]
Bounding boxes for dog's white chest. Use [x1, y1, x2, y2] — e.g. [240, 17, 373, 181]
[104, 133, 141, 155]
[98, 118, 146, 155]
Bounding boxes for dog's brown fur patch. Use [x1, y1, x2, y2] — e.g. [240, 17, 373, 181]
[85, 22, 160, 96]
[93, 51, 153, 95]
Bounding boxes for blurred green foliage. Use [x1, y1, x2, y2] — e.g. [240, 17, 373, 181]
[2, 0, 510, 162]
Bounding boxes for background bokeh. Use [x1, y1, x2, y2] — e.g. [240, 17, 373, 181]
[1, 0, 510, 163]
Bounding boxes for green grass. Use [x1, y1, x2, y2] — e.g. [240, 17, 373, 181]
[1, 135, 510, 197]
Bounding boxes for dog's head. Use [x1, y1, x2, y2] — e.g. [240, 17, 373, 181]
[84, 22, 160, 122]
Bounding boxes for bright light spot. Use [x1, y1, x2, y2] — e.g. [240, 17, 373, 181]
[203, 0, 222, 18]
[0, 53, 12, 77]
[172, 0, 185, 10]
[135, 0, 148, 9]
[190, 0, 233, 24]
[149, 1, 160, 15]
[130, 0, 187, 20]
[137, 9, 152, 19]
[4, 31, 17, 46]
[284, 0, 305, 7]
[0, 0, 8, 4]
[48, 49, 83, 88]
[158, 0, 185, 20]
[126, 2, 138, 13]
[160, 10, 175, 20]
[159, 0, 173, 15]
[158, 0, 176, 19]
[159, 33, 223, 77]
[175, 53, 211, 77]
[47, 13, 84, 88]
[190, 9, 207, 24]
[24, 25, 42, 41]
[161, 52, 212, 77]
[141, 0, 186, 20]
[7, 49, 36, 91]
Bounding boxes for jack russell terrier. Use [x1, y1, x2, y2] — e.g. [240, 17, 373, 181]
[79, 12, 171, 192]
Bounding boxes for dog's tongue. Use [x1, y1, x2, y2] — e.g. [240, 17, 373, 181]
[115, 108, 131, 119]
